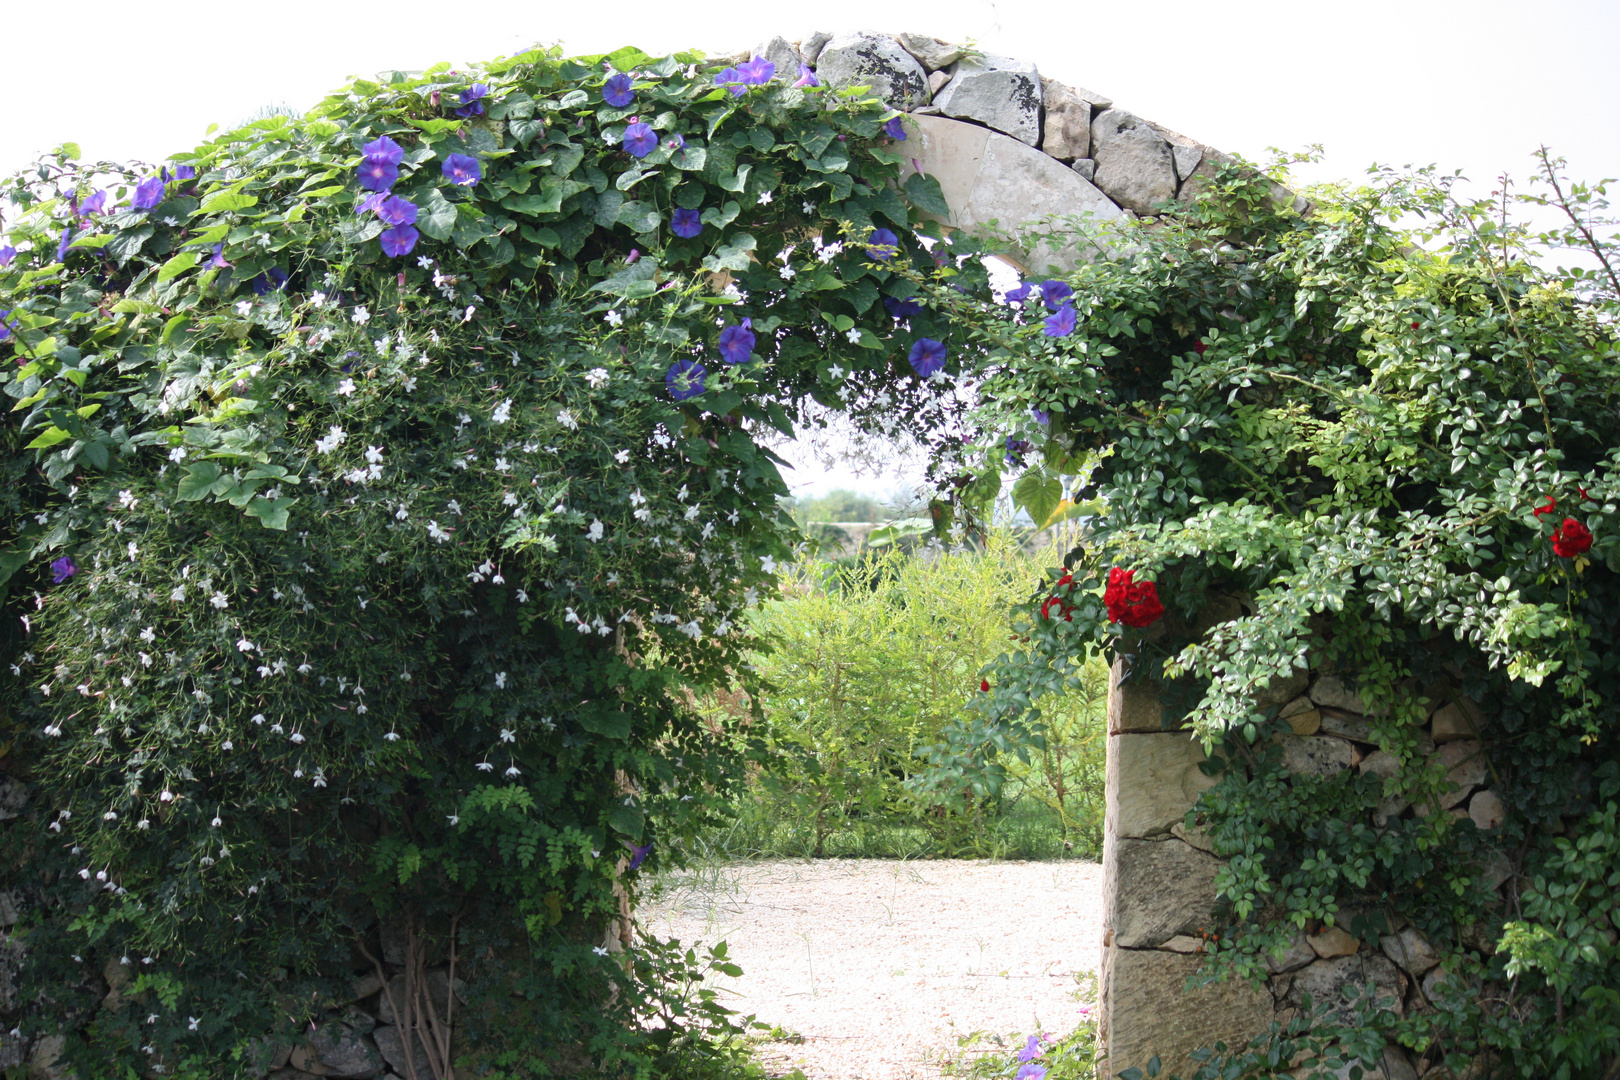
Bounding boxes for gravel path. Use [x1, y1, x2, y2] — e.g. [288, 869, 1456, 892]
[636, 858, 1103, 1079]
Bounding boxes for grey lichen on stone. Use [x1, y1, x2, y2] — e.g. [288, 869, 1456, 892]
[1090, 108, 1178, 215]
[814, 31, 930, 110]
[933, 53, 1043, 146]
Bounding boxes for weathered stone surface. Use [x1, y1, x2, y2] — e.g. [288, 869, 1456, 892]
[1306, 926, 1360, 958]
[1170, 820, 1217, 854]
[1287, 953, 1407, 1021]
[305, 1022, 383, 1078]
[1107, 731, 1217, 839]
[1102, 947, 1277, 1076]
[1282, 735, 1355, 777]
[900, 115, 1125, 273]
[1317, 708, 1372, 742]
[800, 31, 832, 66]
[1286, 709, 1322, 736]
[1109, 838, 1220, 948]
[1480, 850, 1513, 891]
[1255, 669, 1311, 709]
[1468, 789, 1505, 830]
[1430, 701, 1479, 742]
[933, 53, 1042, 145]
[815, 32, 930, 110]
[1438, 740, 1487, 809]
[1160, 934, 1207, 953]
[752, 37, 802, 82]
[1071, 158, 1096, 182]
[1267, 931, 1317, 974]
[1108, 660, 1170, 733]
[375, 970, 464, 1025]
[0, 773, 29, 821]
[897, 32, 962, 71]
[1040, 78, 1092, 161]
[349, 972, 384, 1002]
[372, 1026, 433, 1077]
[1381, 926, 1440, 977]
[1090, 109, 1177, 215]
[0, 892, 19, 927]
[1310, 675, 1366, 714]
[1359, 750, 1411, 826]
[1173, 143, 1204, 181]
[927, 70, 949, 96]
[27, 1033, 68, 1080]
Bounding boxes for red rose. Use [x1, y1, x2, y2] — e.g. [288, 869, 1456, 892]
[1411, 321, 1420, 330]
[1194, 340, 1207, 355]
[980, 679, 990, 692]
[1040, 596, 1075, 622]
[1532, 495, 1557, 520]
[1104, 567, 1164, 628]
[1552, 518, 1593, 557]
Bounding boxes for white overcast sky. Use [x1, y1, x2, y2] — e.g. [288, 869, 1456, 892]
[4, 0, 1615, 499]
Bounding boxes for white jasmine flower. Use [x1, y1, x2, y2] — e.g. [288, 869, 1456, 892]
[159, 791, 174, 802]
[310, 291, 327, 307]
[315, 426, 346, 454]
[395, 505, 409, 521]
[139, 652, 152, 667]
[427, 520, 451, 543]
[118, 489, 138, 509]
[629, 489, 646, 507]
[288, 732, 304, 744]
[127, 540, 139, 560]
[500, 728, 516, 743]
[761, 556, 777, 574]
[604, 310, 623, 327]
[210, 592, 229, 609]
[336, 378, 356, 396]
[593, 946, 610, 957]
[476, 761, 494, 772]
[235, 638, 254, 653]
[779, 263, 796, 280]
[188, 1018, 199, 1032]
[556, 409, 578, 430]
[845, 328, 861, 345]
[167, 445, 187, 462]
[492, 399, 513, 424]
[462, 305, 476, 322]
[586, 367, 609, 388]
[103, 811, 117, 821]
[403, 375, 417, 392]
[614, 449, 630, 464]
[502, 492, 518, 506]
[385, 731, 400, 742]
[221, 741, 232, 751]
[446, 813, 459, 825]
[828, 364, 846, 380]
[504, 765, 521, 778]
[757, 190, 773, 205]
[352, 306, 370, 325]
[586, 519, 604, 542]
[234, 301, 252, 317]
[418, 256, 434, 269]
[365, 445, 384, 465]
[515, 589, 529, 603]
[139, 626, 156, 643]
[495, 456, 511, 473]
[447, 499, 462, 515]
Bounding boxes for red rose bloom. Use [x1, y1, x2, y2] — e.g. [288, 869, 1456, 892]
[1532, 495, 1557, 520]
[1552, 518, 1593, 557]
[1193, 340, 1207, 355]
[1103, 567, 1165, 628]
[980, 679, 990, 692]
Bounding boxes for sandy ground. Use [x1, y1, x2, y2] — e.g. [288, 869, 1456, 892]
[636, 858, 1104, 1079]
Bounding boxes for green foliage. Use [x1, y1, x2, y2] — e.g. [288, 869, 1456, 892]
[0, 42, 989, 1075]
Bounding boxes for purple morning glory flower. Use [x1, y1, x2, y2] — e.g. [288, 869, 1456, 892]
[1039, 279, 1073, 310]
[671, 207, 703, 239]
[131, 175, 165, 210]
[621, 122, 658, 159]
[1043, 303, 1077, 337]
[51, 556, 77, 583]
[884, 116, 907, 141]
[0, 246, 15, 268]
[737, 56, 776, 85]
[380, 225, 420, 258]
[442, 153, 482, 186]
[79, 190, 107, 217]
[718, 323, 756, 364]
[56, 228, 74, 262]
[1005, 436, 1031, 465]
[209, 244, 231, 269]
[362, 136, 405, 166]
[357, 156, 399, 192]
[624, 840, 652, 870]
[883, 294, 923, 319]
[865, 228, 900, 261]
[665, 133, 687, 152]
[0, 310, 15, 342]
[454, 83, 489, 118]
[1015, 1065, 1047, 1080]
[1003, 281, 1032, 304]
[666, 358, 707, 400]
[602, 72, 635, 108]
[908, 337, 947, 379]
[377, 196, 419, 227]
[269, 267, 289, 290]
[1031, 408, 1050, 426]
[713, 67, 747, 98]
[173, 165, 197, 182]
[792, 64, 819, 88]
[355, 191, 389, 217]
[1017, 1034, 1044, 1062]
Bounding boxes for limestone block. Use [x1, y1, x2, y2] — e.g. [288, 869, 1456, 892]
[897, 32, 962, 71]
[927, 70, 949, 96]
[375, 970, 465, 1025]
[1281, 735, 1355, 777]
[1108, 838, 1220, 948]
[349, 972, 385, 1002]
[1479, 850, 1513, 891]
[933, 53, 1042, 145]
[1380, 926, 1440, 977]
[1171, 820, 1217, 854]
[1287, 953, 1407, 1021]
[751, 37, 802, 82]
[1468, 789, 1505, 830]
[1267, 931, 1317, 974]
[1101, 947, 1277, 1077]
[1310, 675, 1366, 714]
[1107, 731, 1217, 839]
[1173, 144, 1204, 182]
[1359, 750, 1411, 826]
[815, 32, 930, 110]
[300, 1022, 383, 1078]
[1109, 659, 1169, 733]
[1160, 934, 1206, 953]
[1286, 709, 1322, 736]
[1040, 79, 1092, 161]
[800, 32, 832, 66]
[1255, 669, 1311, 709]
[27, 1034, 67, 1080]
[1090, 109, 1177, 215]
[1071, 158, 1096, 182]
[1438, 740, 1486, 809]
[1306, 926, 1360, 958]
[1430, 701, 1479, 742]
[1318, 709, 1372, 742]
[372, 1025, 433, 1077]
[899, 114, 1125, 273]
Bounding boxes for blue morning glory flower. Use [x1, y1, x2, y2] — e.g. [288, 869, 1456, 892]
[908, 338, 947, 378]
[1016, 1065, 1047, 1080]
[621, 122, 658, 159]
[362, 136, 405, 166]
[1005, 436, 1031, 465]
[269, 267, 289, 290]
[56, 228, 74, 262]
[358, 156, 399, 192]
[131, 175, 165, 210]
[1043, 303, 1077, 337]
[602, 72, 635, 108]
[865, 228, 900, 261]
[51, 556, 77, 583]
[1031, 408, 1050, 426]
[0, 310, 16, 342]
[666, 358, 707, 400]
[737, 56, 776, 85]
[624, 840, 653, 870]
[1003, 281, 1032, 304]
[884, 294, 923, 318]
[209, 244, 231, 269]
[792, 64, 819, 88]
[380, 225, 420, 258]
[884, 117, 907, 141]
[671, 207, 703, 239]
[78, 190, 107, 217]
[1039, 279, 1073, 309]
[356, 191, 389, 217]
[0, 247, 15, 268]
[454, 83, 490, 118]
[442, 154, 482, 186]
[173, 165, 197, 182]
[1017, 1034, 1044, 1062]
[713, 68, 747, 97]
[718, 322, 755, 365]
[377, 196, 419, 227]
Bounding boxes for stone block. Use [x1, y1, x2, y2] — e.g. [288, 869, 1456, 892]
[375, 970, 465, 1025]
[302, 1022, 383, 1078]
[1281, 735, 1355, 777]
[1310, 675, 1366, 714]
[1090, 109, 1177, 215]
[1306, 926, 1360, 958]
[0, 773, 30, 821]
[1438, 740, 1486, 809]
[1286, 709, 1322, 736]
[1430, 701, 1479, 742]
[1267, 931, 1317, 974]
[899, 115, 1125, 273]
[751, 37, 802, 83]
[1107, 732, 1217, 839]
[1040, 79, 1092, 161]
[814, 32, 930, 110]
[1109, 659, 1170, 733]
[933, 53, 1042, 145]
[1380, 926, 1440, 977]
[927, 70, 949, 96]
[1071, 158, 1096, 182]
[1255, 669, 1311, 709]
[1170, 820, 1217, 854]
[1468, 789, 1505, 830]
[372, 1025, 433, 1078]
[1286, 953, 1407, 1021]
[800, 32, 832, 66]
[1173, 143, 1204, 182]
[1359, 750, 1411, 826]
[1108, 837, 1220, 948]
[1160, 935, 1207, 953]
[1101, 947, 1277, 1077]
[1318, 708, 1372, 742]
[897, 32, 962, 71]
